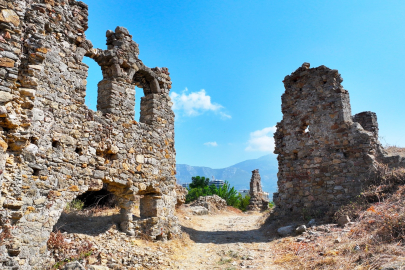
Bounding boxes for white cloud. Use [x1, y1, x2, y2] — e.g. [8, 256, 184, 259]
[204, 141, 218, 147]
[245, 126, 277, 152]
[219, 112, 232, 120]
[170, 88, 231, 119]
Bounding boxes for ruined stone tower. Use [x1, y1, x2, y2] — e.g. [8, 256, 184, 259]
[0, 1, 179, 269]
[273, 63, 405, 217]
[247, 169, 269, 211]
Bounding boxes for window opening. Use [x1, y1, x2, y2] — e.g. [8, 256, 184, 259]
[83, 57, 102, 111]
[135, 86, 144, 122]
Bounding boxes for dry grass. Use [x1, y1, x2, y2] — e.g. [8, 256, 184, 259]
[270, 164, 405, 269]
[384, 145, 405, 157]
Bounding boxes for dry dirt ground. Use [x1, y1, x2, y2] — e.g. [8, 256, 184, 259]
[51, 205, 405, 269]
[51, 207, 281, 269]
[171, 206, 281, 269]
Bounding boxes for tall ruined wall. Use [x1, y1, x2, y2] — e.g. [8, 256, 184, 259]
[0, 0, 178, 269]
[273, 63, 405, 217]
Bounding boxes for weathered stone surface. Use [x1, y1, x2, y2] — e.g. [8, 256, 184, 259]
[64, 261, 85, 270]
[190, 206, 209, 215]
[0, 58, 15, 68]
[0, 91, 12, 102]
[247, 169, 269, 211]
[0, 1, 178, 269]
[0, 9, 19, 26]
[296, 225, 307, 234]
[277, 225, 294, 236]
[273, 63, 405, 217]
[88, 266, 109, 270]
[190, 195, 227, 212]
[337, 215, 350, 227]
[175, 185, 188, 207]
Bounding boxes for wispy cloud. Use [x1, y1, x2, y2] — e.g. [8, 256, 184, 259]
[245, 126, 277, 152]
[204, 141, 218, 147]
[170, 88, 231, 119]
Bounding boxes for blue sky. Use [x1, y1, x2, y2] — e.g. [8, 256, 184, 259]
[83, 0, 405, 168]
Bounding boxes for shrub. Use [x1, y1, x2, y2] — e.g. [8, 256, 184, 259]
[238, 195, 251, 211]
[48, 231, 93, 269]
[64, 199, 84, 212]
[216, 181, 241, 208]
[185, 176, 256, 211]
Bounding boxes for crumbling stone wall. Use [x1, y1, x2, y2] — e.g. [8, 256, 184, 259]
[247, 169, 269, 211]
[273, 63, 405, 217]
[0, 0, 178, 269]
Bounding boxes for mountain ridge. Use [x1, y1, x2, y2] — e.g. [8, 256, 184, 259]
[176, 154, 279, 198]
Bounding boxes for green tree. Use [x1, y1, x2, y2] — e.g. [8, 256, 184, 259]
[189, 176, 210, 189]
[185, 176, 217, 203]
[185, 176, 257, 212]
[216, 181, 240, 208]
[239, 195, 251, 211]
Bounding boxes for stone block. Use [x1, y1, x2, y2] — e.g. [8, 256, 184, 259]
[0, 91, 12, 102]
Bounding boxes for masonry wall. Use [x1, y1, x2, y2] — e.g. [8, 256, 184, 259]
[273, 63, 405, 218]
[0, 1, 178, 269]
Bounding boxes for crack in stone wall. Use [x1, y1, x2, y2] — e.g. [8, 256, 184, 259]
[273, 63, 405, 218]
[0, 1, 179, 269]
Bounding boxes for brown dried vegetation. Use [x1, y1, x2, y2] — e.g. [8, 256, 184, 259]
[47, 231, 93, 269]
[271, 164, 405, 269]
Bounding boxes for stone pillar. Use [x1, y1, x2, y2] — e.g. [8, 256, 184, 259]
[140, 194, 164, 218]
[118, 198, 135, 236]
[247, 169, 269, 211]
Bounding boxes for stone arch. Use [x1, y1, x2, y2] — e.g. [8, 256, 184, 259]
[133, 68, 162, 124]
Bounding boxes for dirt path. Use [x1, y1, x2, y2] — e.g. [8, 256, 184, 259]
[170, 209, 282, 269]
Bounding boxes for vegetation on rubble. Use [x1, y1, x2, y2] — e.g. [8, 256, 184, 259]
[271, 163, 405, 269]
[185, 176, 251, 211]
[64, 199, 85, 213]
[47, 231, 93, 269]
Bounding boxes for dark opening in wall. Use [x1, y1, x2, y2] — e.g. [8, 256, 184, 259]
[75, 147, 83, 155]
[52, 141, 61, 148]
[76, 184, 117, 208]
[33, 168, 40, 176]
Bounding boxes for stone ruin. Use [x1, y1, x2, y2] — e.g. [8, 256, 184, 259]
[0, 0, 179, 269]
[247, 169, 269, 211]
[273, 63, 405, 217]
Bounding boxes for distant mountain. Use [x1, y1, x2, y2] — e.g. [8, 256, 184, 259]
[176, 155, 279, 199]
